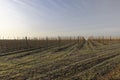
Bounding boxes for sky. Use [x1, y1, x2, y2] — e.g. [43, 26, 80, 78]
[0, 0, 120, 38]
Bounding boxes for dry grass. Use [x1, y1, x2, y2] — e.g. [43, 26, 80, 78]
[0, 36, 120, 80]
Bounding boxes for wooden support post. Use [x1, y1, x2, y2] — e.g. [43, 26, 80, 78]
[46, 37, 48, 49]
[77, 36, 80, 48]
[25, 36, 29, 48]
[58, 36, 61, 48]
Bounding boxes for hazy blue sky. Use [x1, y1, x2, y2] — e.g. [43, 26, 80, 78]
[0, 0, 120, 38]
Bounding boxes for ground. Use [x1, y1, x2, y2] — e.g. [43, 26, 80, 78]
[0, 40, 120, 80]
